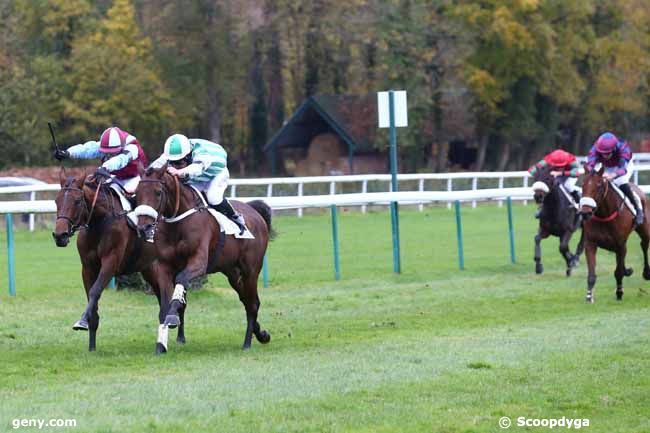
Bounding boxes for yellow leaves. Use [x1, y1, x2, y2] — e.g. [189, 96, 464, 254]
[490, 6, 534, 50]
[466, 67, 505, 113]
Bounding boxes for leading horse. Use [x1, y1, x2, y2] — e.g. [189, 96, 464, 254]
[579, 165, 650, 302]
[531, 167, 584, 276]
[133, 164, 273, 352]
[52, 169, 173, 351]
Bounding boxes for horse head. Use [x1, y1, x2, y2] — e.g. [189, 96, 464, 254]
[134, 163, 178, 242]
[579, 164, 607, 221]
[52, 168, 90, 247]
[531, 166, 558, 205]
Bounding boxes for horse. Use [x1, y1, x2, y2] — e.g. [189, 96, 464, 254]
[531, 167, 584, 276]
[133, 163, 273, 351]
[52, 168, 172, 351]
[579, 165, 650, 302]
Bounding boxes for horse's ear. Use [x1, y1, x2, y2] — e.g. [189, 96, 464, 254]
[77, 168, 88, 187]
[597, 164, 605, 176]
[582, 162, 591, 175]
[137, 161, 145, 177]
[59, 167, 67, 186]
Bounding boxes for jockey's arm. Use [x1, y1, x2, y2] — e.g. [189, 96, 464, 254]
[179, 160, 210, 181]
[564, 161, 580, 177]
[101, 144, 139, 172]
[528, 159, 546, 176]
[150, 155, 168, 169]
[67, 140, 102, 159]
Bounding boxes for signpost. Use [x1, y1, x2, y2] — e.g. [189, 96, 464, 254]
[378, 90, 408, 274]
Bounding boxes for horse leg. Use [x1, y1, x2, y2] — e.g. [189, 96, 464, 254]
[143, 264, 173, 354]
[74, 257, 117, 351]
[635, 224, 650, 280]
[585, 241, 597, 303]
[177, 303, 187, 345]
[574, 229, 585, 263]
[75, 265, 98, 351]
[534, 229, 548, 274]
[559, 231, 576, 277]
[165, 252, 208, 329]
[614, 245, 628, 301]
[226, 268, 270, 350]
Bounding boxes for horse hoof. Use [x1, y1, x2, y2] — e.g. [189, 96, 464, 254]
[155, 343, 167, 355]
[566, 268, 572, 277]
[73, 319, 89, 331]
[643, 269, 650, 280]
[616, 293, 624, 301]
[256, 330, 271, 344]
[585, 296, 594, 304]
[535, 263, 544, 274]
[164, 315, 180, 329]
[88, 346, 96, 352]
[625, 268, 634, 277]
[176, 336, 186, 345]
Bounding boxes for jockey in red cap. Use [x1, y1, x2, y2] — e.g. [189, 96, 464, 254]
[54, 126, 149, 194]
[529, 149, 581, 218]
[585, 131, 642, 226]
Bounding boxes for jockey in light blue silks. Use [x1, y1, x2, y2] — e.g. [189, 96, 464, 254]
[151, 134, 247, 234]
[585, 131, 643, 226]
[53, 126, 149, 194]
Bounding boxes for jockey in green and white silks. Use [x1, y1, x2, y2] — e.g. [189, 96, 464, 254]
[151, 134, 247, 233]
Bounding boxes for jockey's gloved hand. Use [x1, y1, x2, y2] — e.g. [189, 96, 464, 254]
[53, 149, 69, 161]
[94, 167, 111, 179]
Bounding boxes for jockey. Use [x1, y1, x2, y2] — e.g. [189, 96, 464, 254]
[53, 126, 148, 194]
[528, 149, 581, 218]
[151, 134, 247, 234]
[586, 132, 643, 226]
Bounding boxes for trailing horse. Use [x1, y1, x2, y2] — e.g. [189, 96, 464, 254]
[531, 167, 584, 276]
[579, 165, 650, 302]
[52, 169, 172, 351]
[133, 164, 273, 352]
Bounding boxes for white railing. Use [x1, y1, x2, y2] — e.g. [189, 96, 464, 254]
[3, 165, 650, 227]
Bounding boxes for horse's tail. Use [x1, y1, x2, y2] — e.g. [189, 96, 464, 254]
[247, 200, 276, 240]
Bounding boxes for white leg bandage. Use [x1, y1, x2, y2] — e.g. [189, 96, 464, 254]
[172, 284, 186, 304]
[157, 324, 169, 350]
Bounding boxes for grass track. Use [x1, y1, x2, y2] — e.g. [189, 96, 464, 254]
[1, 205, 649, 432]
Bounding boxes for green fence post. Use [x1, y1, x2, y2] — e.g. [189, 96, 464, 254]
[262, 254, 269, 288]
[388, 90, 402, 274]
[6, 214, 16, 296]
[331, 205, 341, 280]
[108, 277, 116, 290]
[507, 197, 516, 264]
[455, 201, 464, 270]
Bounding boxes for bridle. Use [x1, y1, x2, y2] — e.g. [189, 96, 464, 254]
[137, 173, 180, 224]
[56, 179, 113, 237]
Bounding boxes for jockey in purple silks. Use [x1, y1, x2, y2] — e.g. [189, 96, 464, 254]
[53, 126, 149, 194]
[585, 132, 643, 226]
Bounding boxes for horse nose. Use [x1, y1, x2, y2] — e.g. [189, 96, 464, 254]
[52, 232, 70, 247]
[138, 224, 156, 243]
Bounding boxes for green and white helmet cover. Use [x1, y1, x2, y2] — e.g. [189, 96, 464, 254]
[163, 134, 192, 161]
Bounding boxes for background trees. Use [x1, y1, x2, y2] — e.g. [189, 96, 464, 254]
[1, 0, 649, 173]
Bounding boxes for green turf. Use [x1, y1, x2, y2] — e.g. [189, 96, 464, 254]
[1, 205, 649, 432]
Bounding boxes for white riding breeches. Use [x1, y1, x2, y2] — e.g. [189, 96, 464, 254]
[606, 160, 634, 186]
[561, 177, 578, 193]
[192, 168, 229, 206]
[112, 176, 140, 194]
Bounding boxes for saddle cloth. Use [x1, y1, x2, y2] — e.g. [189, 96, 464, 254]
[190, 186, 255, 239]
[609, 183, 638, 216]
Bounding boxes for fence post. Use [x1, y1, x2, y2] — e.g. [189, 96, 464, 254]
[455, 201, 464, 270]
[297, 183, 303, 218]
[523, 176, 529, 206]
[418, 178, 424, 212]
[262, 254, 269, 288]
[471, 177, 478, 208]
[230, 184, 237, 199]
[267, 183, 273, 198]
[29, 191, 35, 232]
[361, 180, 368, 214]
[6, 214, 16, 296]
[447, 178, 453, 209]
[330, 205, 341, 280]
[507, 197, 516, 264]
[498, 177, 504, 207]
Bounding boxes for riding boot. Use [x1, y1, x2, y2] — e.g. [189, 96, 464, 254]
[570, 190, 581, 205]
[212, 198, 247, 235]
[620, 183, 644, 226]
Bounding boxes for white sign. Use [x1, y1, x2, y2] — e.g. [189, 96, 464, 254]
[377, 91, 408, 128]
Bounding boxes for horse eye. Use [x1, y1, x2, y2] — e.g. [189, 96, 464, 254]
[155, 190, 161, 197]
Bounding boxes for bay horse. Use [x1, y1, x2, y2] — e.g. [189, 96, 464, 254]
[531, 167, 584, 276]
[52, 169, 173, 351]
[133, 163, 273, 351]
[579, 165, 650, 302]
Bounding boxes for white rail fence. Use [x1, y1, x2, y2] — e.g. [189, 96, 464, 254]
[2, 166, 650, 229]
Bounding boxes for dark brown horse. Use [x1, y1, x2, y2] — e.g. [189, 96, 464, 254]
[52, 169, 171, 351]
[133, 164, 273, 351]
[531, 167, 584, 276]
[579, 165, 650, 303]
